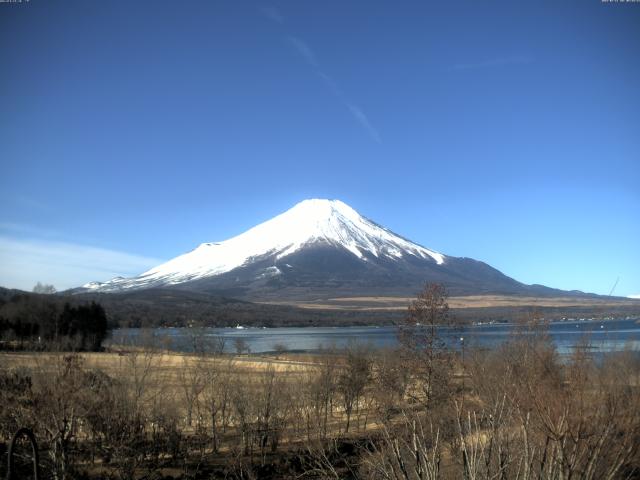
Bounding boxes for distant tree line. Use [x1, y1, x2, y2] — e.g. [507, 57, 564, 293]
[0, 293, 108, 351]
[2, 286, 638, 332]
[55, 289, 640, 330]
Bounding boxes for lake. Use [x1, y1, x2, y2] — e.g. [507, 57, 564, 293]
[109, 317, 640, 356]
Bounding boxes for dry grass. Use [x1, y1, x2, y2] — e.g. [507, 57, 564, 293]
[263, 294, 640, 310]
[0, 350, 319, 376]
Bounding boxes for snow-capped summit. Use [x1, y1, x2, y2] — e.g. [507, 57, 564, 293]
[226, 198, 445, 263]
[80, 198, 545, 299]
[83, 199, 446, 293]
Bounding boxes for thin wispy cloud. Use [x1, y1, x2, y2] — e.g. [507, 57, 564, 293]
[285, 35, 381, 143]
[346, 103, 381, 144]
[453, 55, 532, 71]
[288, 36, 320, 69]
[260, 5, 284, 25]
[259, 5, 381, 142]
[317, 71, 341, 95]
[0, 236, 164, 291]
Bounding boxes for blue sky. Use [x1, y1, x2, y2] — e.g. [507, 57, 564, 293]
[1, 1, 639, 296]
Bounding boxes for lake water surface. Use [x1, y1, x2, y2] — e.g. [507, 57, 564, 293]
[109, 317, 640, 356]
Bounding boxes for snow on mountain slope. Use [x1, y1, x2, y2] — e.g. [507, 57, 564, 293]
[83, 199, 445, 292]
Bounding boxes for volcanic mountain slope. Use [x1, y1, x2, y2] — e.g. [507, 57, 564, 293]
[80, 199, 577, 300]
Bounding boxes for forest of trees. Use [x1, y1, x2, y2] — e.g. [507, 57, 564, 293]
[0, 293, 109, 351]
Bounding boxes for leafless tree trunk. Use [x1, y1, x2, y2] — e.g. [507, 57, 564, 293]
[177, 356, 204, 427]
[337, 344, 371, 433]
[398, 283, 454, 408]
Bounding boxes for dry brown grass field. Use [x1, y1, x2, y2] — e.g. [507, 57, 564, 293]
[264, 294, 640, 310]
[0, 350, 319, 375]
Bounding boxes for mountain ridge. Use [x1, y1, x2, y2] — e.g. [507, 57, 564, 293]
[77, 199, 595, 300]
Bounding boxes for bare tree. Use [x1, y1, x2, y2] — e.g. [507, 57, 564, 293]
[373, 348, 411, 420]
[234, 337, 250, 355]
[337, 344, 371, 433]
[230, 375, 253, 455]
[255, 364, 291, 458]
[177, 356, 205, 427]
[272, 342, 288, 359]
[202, 356, 234, 452]
[361, 414, 442, 480]
[32, 354, 86, 480]
[310, 347, 339, 440]
[398, 283, 453, 407]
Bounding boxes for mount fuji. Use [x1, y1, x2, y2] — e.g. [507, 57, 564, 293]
[79, 199, 566, 300]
